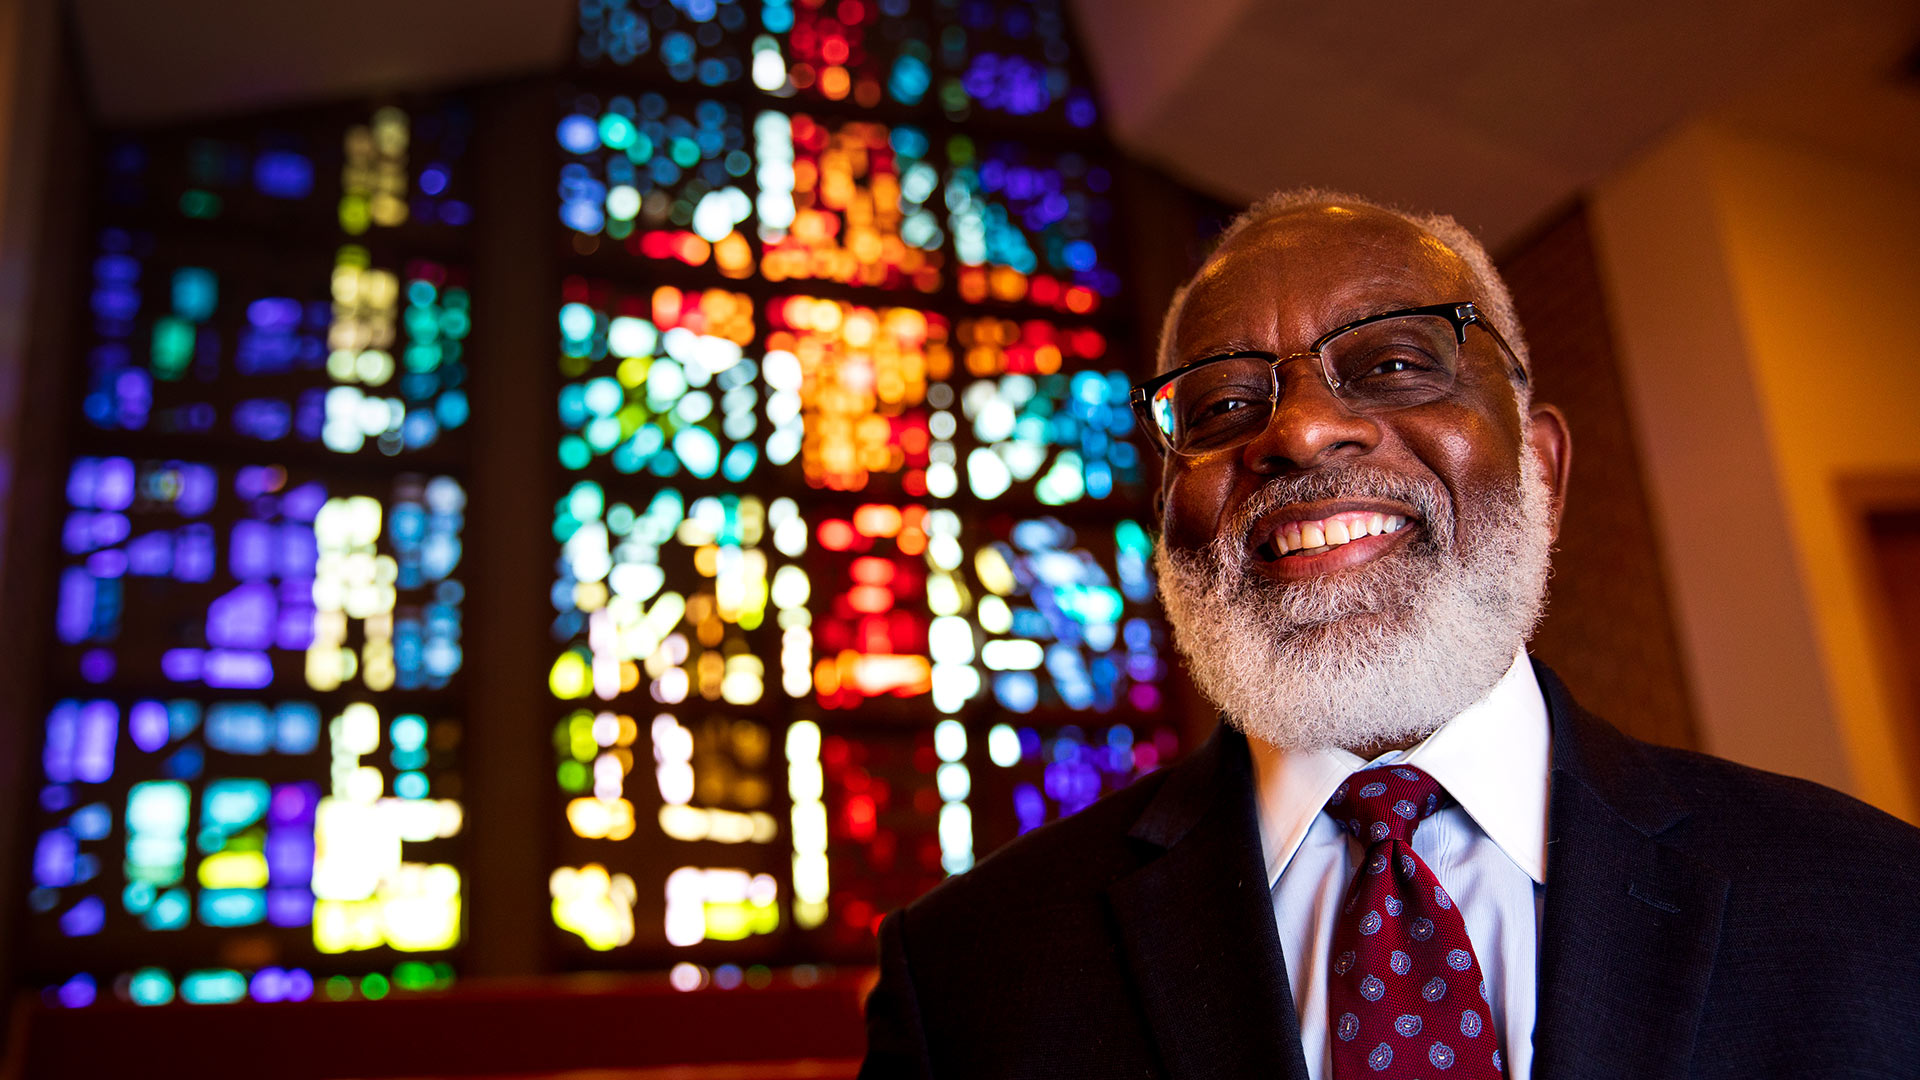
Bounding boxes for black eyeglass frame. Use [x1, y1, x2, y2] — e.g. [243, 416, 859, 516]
[1127, 301, 1528, 458]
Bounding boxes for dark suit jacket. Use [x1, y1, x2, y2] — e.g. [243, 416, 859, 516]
[860, 662, 1920, 1078]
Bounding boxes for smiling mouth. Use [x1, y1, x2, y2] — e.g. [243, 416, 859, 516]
[1251, 510, 1412, 562]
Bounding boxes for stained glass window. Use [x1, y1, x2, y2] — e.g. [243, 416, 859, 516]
[27, 101, 472, 1008]
[575, 0, 1099, 127]
[28, 0, 1175, 1003]
[547, 0, 1175, 972]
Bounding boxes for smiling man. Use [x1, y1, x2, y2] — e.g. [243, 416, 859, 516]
[859, 190, 1920, 1080]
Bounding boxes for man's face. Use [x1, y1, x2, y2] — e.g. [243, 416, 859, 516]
[1160, 206, 1553, 575]
[1152, 205, 1570, 752]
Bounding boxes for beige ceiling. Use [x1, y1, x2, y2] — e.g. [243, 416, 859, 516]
[1068, 0, 1920, 248]
[70, 0, 574, 125]
[69, 0, 1920, 249]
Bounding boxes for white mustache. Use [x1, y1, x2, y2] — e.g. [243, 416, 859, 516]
[1220, 463, 1454, 557]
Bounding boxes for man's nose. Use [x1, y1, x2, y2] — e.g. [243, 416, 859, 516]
[1237, 361, 1382, 473]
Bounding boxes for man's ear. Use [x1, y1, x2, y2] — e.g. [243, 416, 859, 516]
[1526, 402, 1572, 539]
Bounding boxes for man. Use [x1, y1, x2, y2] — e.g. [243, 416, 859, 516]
[859, 190, 1920, 1079]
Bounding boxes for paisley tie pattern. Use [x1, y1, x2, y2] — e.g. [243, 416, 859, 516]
[1325, 765, 1504, 1078]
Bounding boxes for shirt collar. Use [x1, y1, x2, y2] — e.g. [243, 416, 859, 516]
[1248, 651, 1551, 887]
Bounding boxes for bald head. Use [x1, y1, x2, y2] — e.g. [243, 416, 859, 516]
[1157, 189, 1530, 388]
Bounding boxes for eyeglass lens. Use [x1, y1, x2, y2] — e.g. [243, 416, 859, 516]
[1151, 314, 1463, 454]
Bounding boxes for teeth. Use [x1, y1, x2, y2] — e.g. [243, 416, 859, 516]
[1261, 511, 1411, 560]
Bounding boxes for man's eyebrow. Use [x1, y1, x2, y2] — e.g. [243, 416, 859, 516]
[1180, 298, 1441, 362]
[1322, 298, 1435, 329]
[1182, 337, 1267, 361]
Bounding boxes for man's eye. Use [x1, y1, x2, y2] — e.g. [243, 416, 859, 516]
[1186, 393, 1263, 425]
[1357, 353, 1438, 378]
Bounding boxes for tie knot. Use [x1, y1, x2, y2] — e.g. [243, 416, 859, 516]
[1324, 764, 1445, 846]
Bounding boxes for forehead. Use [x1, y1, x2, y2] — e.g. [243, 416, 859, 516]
[1173, 206, 1477, 360]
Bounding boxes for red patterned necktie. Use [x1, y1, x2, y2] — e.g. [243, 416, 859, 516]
[1324, 764, 1504, 1078]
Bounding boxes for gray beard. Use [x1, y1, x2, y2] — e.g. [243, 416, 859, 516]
[1152, 447, 1555, 753]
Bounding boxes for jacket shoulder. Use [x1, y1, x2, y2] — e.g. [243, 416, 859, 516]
[1538, 660, 1920, 872]
[1629, 738, 1920, 869]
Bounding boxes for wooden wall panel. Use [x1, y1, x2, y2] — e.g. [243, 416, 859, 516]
[1501, 204, 1699, 750]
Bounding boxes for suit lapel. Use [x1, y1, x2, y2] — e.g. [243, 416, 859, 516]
[1532, 662, 1728, 1080]
[1107, 727, 1312, 1080]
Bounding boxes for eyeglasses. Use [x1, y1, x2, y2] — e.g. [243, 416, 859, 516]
[1129, 302, 1526, 458]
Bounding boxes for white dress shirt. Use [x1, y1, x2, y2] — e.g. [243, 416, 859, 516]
[1249, 651, 1550, 1080]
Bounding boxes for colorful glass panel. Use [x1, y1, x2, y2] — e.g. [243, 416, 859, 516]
[27, 689, 463, 1002]
[765, 296, 948, 493]
[812, 726, 942, 943]
[558, 278, 762, 480]
[34, 101, 472, 1007]
[101, 103, 474, 231]
[574, 0, 1100, 128]
[755, 113, 944, 291]
[949, 140, 1117, 313]
[549, 483, 795, 958]
[949, 316, 1142, 504]
[557, 92, 756, 276]
[930, 0, 1099, 127]
[576, 0, 751, 86]
[967, 515, 1164, 716]
[55, 459, 465, 693]
[82, 235, 471, 456]
[751, 0, 930, 110]
[808, 503, 935, 711]
[975, 719, 1178, 843]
